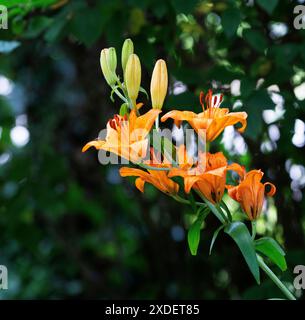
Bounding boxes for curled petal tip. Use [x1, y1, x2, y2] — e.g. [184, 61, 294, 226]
[82, 144, 91, 152]
[82, 140, 104, 152]
[264, 182, 276, 196]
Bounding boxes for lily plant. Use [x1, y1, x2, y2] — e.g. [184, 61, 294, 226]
[82, 39, 296, 300]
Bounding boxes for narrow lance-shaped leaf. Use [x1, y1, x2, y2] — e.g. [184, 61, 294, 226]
[110, 85, 119, 102]
[225, 221, 260, 284]
[255, 237, 287, 272]
[139, 86, 149, 100]
[187, 209, 208, 256]
[209, 225, 225, 255]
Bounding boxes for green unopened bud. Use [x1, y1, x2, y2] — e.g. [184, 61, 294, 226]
[150, 59, 168, 110]
[121, 38, 134, 74]
[100, 48, 117, 86]
[125, 54, 141, 103]
[108, 47, 117, 72]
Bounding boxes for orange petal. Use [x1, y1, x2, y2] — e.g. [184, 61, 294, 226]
[136, 103, 144, 110]
[226, 185, 239, 202]
[119, 167, 149, 179]
[135, 177, 145, 192]
[129, 139, 149, 162]
[227, 163, 245, 178]
[134, 109, 161, 140]
[205, 166, 227, 177]
[195, 178, 222, 204]
[264, 182, 276, 196]
[237, 184, 255, 220]
[177, 145, 193, 168]
[82, 140, 106, 152]
[184, 176, 201, 193]
[161, 110, 197, 124]
[168, 167, 188, 178]
[205, 152, 227, 170]
[148, 170, 179, 194]
[206, 111, 248, 141]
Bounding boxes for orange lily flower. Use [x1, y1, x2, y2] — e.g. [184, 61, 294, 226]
[161, 90, 247, 142]
[82, 107, 161, 163]
[169, 146, 242, 203]
[120, 166, 179, 195]
[227, 169, 276, 220]
[119, 148, 178, 194]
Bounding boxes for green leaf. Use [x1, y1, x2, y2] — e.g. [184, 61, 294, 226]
[240, 78, 256, 98]
[187, 211, 205, 256]
[220, 201, 232, 222]
[110, 85, 119, 102]
[170, 0, 198, 14]
[24, 16, 53, 38]
[119, 103, 128, 116]
[225, 222, 260, 284]
[139, 86, 149, 100]
[209, 225, 224, 255]
[221, 7, 241, 38]
[246, 89, 275, 110]
[69, 4, 108, 47]
[12, 15, 26, 35]
[255, 237, 287, 271]
[243, 29, 268, 53]
[243, 89, 275, 140]
[1, 0, 58, 8]
[44, 18, 66, 43]
[257, 0, 278, 15]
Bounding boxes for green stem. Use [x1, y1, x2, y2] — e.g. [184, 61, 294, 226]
[137, 162, 171, 171]
[112, 86, 127, 102]
[220, 200, 232, 222]
[206, 141, 210, 152]
[116, 79, 137, 112]
[251, 221, 257, 240]
[155, 115, 160, 131]
[257, 254, 296, 300]
[117, 79, 128, 97]
[172, 195, 208, 208]
[195, 190, 227, 224]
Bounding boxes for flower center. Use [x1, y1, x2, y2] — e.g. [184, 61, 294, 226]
[199, 89, 223, 111]
[108, 114, 128, 131]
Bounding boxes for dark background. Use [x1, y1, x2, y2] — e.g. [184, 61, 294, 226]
[0, 0, 304, 299]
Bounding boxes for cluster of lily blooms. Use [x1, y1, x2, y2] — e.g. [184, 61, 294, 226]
[83, 39, 276, 221]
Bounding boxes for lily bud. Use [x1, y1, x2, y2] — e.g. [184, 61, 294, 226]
[100, 48, 117, 86]
[125, 54, 141, 103]
[108, 47, 117, 73]
[121, 38, 134, 74]
[150, 59, 168, 109]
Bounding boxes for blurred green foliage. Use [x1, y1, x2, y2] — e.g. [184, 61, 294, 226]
[0, 0, 304, 299]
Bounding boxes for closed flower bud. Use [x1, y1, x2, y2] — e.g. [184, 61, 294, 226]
[100, 48, 117, 86]
[150, 59, 168, 110]
[125, 54, 141, 103]
[121, 38, 134, 74]
[108, 47, 117, 73]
